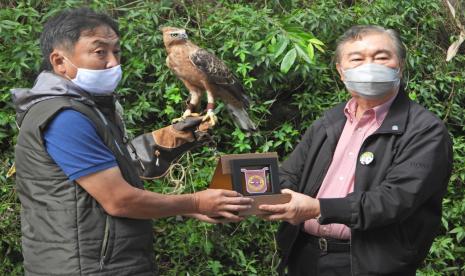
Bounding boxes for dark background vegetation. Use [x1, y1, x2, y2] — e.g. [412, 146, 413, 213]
[1, 0, 464, 275]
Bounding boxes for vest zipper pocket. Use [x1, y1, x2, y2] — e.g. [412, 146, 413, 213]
[99, 215, 111, 270]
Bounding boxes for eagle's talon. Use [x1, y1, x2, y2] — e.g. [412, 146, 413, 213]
[202, 111, 218, 127]
[171, 116, 186, 123]
[172, 111, 201, 123]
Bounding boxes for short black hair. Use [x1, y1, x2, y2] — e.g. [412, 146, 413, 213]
[335, 25, 406, 65]
[40, 7, 119, 71]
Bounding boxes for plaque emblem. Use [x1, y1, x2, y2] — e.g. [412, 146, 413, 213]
[241, 167, 269, 194]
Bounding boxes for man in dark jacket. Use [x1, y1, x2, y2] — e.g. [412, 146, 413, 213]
[12, 8, 252, 275]
[259, 25, 453, 275]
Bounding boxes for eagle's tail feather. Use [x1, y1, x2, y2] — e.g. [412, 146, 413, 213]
[226, 105, 257, 133]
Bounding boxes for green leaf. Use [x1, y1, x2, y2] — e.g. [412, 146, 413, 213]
[253, 41, 263, 51]
[314, 43, 325, 53]
[239, 52, 246, 62]
[263, 99, 276, 105]
[208, 260, 223, 275]
[449, 227, 465, 234]
[309, 38, 325, 46]
[203, 239, 213, 255]
[270, 35, 276, 45]
[280, 48, 297, 74]
[282, 24, 304, 33]
[274, 37, 289, 59]
[295, 32, 313, 41]
[307, 43, 315, 60]
[294, 44, 312, 64]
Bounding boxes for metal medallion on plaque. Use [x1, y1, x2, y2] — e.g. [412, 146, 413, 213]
[242, 167, 268, 194]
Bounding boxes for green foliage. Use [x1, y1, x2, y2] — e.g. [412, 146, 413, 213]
[1, 0, 464, 275]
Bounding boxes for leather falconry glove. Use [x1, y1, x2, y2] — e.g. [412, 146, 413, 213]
[127, 116, 214, 179]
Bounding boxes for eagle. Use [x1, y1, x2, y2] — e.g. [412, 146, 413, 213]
[161, 26, 256, 133]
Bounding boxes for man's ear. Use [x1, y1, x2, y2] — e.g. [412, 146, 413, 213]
[49, 50, 67, 75]
[336, 63, 344, 81]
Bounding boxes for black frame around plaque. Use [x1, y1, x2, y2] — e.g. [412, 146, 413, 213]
[230, 157, 280, 196]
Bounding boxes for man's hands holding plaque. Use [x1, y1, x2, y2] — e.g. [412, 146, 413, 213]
[258, 189, 320, 225]
[189, 189, 253, 223]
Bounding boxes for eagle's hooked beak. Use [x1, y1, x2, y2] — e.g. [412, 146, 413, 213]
[181, 33, 188, 39]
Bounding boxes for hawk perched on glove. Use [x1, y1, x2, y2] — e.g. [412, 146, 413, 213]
[161, 26, 256, 133]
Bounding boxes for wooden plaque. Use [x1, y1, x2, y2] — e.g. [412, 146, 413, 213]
[209, 152, 291, 216]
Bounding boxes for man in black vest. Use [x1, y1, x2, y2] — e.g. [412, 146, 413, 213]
[12, 8, 252, 275]
[259, 25, 453, 275]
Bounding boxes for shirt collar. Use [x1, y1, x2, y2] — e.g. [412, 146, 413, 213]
[344, 91, 398, 126]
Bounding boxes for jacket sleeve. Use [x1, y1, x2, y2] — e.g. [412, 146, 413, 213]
[319, 119, 453, 230]
[279, 123, 315, 191]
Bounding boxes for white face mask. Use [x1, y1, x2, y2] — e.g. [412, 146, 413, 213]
[342, 63, 400, 99]
[64, 57, 122, 94]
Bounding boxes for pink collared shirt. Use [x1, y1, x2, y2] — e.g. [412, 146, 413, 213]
[304, 94, 397, 240]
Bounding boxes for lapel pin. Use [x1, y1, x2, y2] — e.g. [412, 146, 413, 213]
[360, 151, 374, 165]
[392, 125, 399, 131]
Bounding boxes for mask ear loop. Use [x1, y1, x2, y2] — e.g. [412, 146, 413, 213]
[62, 56, 78, 81]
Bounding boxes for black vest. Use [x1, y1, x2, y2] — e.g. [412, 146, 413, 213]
[15, 96, 156, 275]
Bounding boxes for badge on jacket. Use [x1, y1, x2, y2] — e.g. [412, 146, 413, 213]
[360, 151, 374, 165]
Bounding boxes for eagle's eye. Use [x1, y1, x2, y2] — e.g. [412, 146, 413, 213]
[170, 33, 178, 37]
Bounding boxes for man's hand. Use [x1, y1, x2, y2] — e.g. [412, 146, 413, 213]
[193, 189, 253, 221]
[258, 189, 320, 225]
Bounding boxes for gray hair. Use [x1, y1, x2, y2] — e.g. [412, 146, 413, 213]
[335, 25, 406, 65]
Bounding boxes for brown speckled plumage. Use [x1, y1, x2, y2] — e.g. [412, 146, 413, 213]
[161, 26, 256, 132]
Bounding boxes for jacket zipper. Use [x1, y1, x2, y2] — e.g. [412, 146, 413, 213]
[99, 215, 110, 270]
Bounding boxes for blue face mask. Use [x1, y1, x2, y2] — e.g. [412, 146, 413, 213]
[64, 57, 122, 94]
[342, 63, 400, 99]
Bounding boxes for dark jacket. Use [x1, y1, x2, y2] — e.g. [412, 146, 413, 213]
[12, 72, 156, 275]
[277, 90, 453, 275]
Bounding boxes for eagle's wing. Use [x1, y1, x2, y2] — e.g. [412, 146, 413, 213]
[189, 49, 249, 108]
